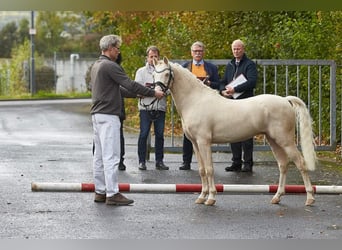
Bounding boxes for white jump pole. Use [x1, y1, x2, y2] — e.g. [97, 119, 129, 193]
[31, 182, 342, 194]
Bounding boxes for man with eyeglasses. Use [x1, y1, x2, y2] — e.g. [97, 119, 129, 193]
[90, 35, 165, 205]
[179, 41, 220, 170]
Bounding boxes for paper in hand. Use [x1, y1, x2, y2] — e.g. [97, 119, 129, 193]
[226, 74, 247, 98]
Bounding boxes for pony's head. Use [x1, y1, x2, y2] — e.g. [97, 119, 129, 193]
[153, 57, 174, 92]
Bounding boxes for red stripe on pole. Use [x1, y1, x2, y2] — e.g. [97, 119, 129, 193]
[176, 184, 202, 192]
[175, 184, 224, 192]
[119, 183, 130, 192]
[81, 183, 94, 192]
[269, 185, 317, 193]
[81, 183, 131, 192]
[215, 184, 224, 192]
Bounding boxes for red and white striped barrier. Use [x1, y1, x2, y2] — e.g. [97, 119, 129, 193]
[31, 182, 342, 194]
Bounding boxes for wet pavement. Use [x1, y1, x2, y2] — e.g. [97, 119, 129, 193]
[0, 99, 341, 239]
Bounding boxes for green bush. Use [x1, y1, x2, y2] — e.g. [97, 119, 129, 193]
[35, 65, 56, 92]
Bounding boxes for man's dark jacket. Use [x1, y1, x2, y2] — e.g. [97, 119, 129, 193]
[219, 53, 257, 99]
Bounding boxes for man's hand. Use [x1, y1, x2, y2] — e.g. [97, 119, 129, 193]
[225, 85, 235, 95]
[221, 89, 231, 98]
[154, 89, 165, 99]
[202, 76, 210, 86]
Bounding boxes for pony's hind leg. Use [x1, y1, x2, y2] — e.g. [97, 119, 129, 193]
[271, 163, 288, 205]
[267, 136, 290, 205]
[288, 147, 315, 206]
[275, 143, 315, 206]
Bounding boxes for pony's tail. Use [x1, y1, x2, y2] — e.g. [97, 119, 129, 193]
[286, 96, 317, 171]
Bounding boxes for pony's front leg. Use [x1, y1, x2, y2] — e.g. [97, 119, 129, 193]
[197, 142, 216, 206]
[204, 163, 217, 206]
[195, 165, 208, 204]
[191, 142, 208, 204]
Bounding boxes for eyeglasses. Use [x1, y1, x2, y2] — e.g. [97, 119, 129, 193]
[111, 45, 120, 51]
[192, 50, 203, 53]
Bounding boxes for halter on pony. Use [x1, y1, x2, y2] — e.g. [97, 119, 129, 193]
[138, 59, 173, 121]
[139, 59, 173, 109]
[138, 82, 159, 109]
[153, 58, 173, 93]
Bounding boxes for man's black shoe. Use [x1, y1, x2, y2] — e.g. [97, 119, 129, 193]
[139, 162, 147, 170]
[118, 161, 126, 171]
[179, 162, 191, 170]
[225, 164, 242, 172]
[241, 164, 253, 172]
[156, 161, 169, 170]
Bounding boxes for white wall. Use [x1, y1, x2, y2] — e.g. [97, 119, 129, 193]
[55, 57, 93, 94]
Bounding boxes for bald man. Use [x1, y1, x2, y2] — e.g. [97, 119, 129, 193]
[219, 39, 258, 172]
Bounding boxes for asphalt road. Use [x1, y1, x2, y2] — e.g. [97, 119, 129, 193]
[0, 99, 341, 239]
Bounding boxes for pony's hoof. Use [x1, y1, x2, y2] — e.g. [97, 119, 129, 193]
[205, 199, 216, 206]
[271, 197, 280, 204]
[195, 198, 206, 204]
[305, 198, 315, 206]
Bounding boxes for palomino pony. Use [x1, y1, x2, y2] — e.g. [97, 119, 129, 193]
[153, 57, 317, 206]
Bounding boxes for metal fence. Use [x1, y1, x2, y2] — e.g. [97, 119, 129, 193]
[0, 56, 339, 155]
[147, 59, 337, 155]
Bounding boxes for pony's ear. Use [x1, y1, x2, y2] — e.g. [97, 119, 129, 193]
[153, 57, 158, 66]
[163, 56, 169, 65]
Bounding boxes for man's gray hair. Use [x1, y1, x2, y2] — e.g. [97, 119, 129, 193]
[99, 35, 122, 51]
[191, 41, 205, 51]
